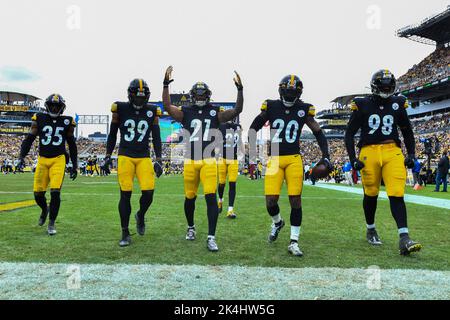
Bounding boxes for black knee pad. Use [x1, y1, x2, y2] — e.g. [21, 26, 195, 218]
[141, 190, 154, 205]
[267, 203, 280, 217]
[120, 191, 132, 201]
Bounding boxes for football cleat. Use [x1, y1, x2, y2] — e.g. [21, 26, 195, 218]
[366, 228, 382, 246]
[218, 201, 223, 214]
[268, 219, 285, 243]
[135, 213, 145, 236]
[186, 227, 196, 241]
[226, 209, 237, 219]
[47, 221, 57, 236]
[119, 231, 131, 247]
[399, 236, 422, 256]
[288, 242, 303, 257]
[38, 208, 49, 227]
[207, 237, 219, 252]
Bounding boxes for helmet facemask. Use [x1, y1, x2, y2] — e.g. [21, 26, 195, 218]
[45, 94, 66, 118]
[371, 71, 396, 99]
[279, 75, 303, 108]
[128, 79, 150, 109]
[190, 83, 211, 108]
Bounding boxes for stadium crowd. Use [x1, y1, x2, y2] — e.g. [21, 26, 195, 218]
[397, 47, 450, 91]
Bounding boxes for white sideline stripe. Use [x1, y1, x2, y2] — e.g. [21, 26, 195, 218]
[0, 262, 448, 300]
[0, 191, 360, 201]
[315, 183, 450, 210]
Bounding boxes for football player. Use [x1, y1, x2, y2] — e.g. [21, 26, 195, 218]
[344, 70, 422, 255]
[162, 66, 243, 252]
[249, 75, 332, 257]
[105, 79, 163, 247]
[217, 120, 244, 218]
[19, 94, 78, 235]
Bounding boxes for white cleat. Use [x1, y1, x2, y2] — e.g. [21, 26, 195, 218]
[207, 237, 219, 252]
[288, 242, 303, 257]
[186, 227, 196, 241]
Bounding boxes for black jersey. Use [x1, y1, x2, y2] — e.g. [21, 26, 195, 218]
[111, 102, 161, 158]
[32, 113, 76, 158]
[260, 99, 315, 156]
[219, 123, 242, 160]
[349, 95, 410, 148]
[180, 104, 222, 160]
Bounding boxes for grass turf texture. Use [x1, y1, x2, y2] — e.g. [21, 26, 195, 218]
[0, 174, 449, 271]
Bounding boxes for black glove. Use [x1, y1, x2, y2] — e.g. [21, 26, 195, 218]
[318, 157, 333, 172]
[164, 66, 174, 87]
[233, 71, 243, 91]
[404, 154, 415, 169]
[154, 161, 163, 178]
[70, 167, 78, 181]
[104, 155, 112, 167]
[351, 158, 365, 171]
[17, 158, 25, 169]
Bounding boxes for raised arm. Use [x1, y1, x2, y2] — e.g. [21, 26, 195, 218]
[218, 71, 244, 123]
[163, 66, 184, 122]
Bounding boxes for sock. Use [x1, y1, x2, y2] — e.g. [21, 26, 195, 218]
[119, 191, 132, 231]
[34, 192, 47, 215]
[138, 190, 154, 218]
[228, 182, 236, 207]
[184, 197, 196, 227]
[367, 224, 376, 230]
[205, 193, 219, 236]
[363, 195, 378, 226]
[228, 206, 234, 212]
[388, 196, 408, 234]
[290, 207, 302, 227]
[291, 226, 301, 242]
[49, 191, 61, 222]
[218, 184, 225, 200]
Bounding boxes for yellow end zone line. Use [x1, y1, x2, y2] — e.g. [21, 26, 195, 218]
[0, 200, 36, 212]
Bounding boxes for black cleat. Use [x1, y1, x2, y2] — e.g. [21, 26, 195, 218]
[268, 219, 285, 243]
[399, 236, 422, 256]
[119, 231, 131, 247]
[38, 208, 49, 227]
[135, 212, 145, 236]
[366, 228, 382, 246]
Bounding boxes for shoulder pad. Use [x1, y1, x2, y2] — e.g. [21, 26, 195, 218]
[350, 100, 359, 111]
[260, 100, 268, 111]
[69, 117, 77, 127]
[219, 106, 225, 113]
[31, 113, 38, 121]
[156, 106, 162, 116]
[394, 95, 409, 109]
[111, 103, 118, 113]
[307, 104, 316, 117]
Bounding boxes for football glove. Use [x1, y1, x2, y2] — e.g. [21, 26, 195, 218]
[164, 66, 174, 86]
[104, 155, 112, 167]
[318, 157, 333, 172]
[70, 168, 78, 181]
[351, 158, 365, 171]
[17, 158, 25, 169]
[404, 154, 415, 169]
[233, 71, 243, 91]
[154, 161, 163, 178]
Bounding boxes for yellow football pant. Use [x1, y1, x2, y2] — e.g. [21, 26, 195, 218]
[218, 158, 239, 184]
[33, 155, 66, 192]
[184, 158, 217, 199]
[117, 156, 155, 192]
[265, 155, 304, 196]
[359, 143, 406, 197]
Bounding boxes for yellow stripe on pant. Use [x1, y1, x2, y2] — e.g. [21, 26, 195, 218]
[359, 143, 406, 197]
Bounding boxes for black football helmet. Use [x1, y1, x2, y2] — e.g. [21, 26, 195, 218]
[279, 75, 303, 107]
[128, 78, 150, 108]
[190, 82, 211, 107]
[371, 70, 396, 99]
[45, 94, 66, 118]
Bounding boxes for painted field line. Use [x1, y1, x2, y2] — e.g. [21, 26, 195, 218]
[0, 262, 448, 300]
[315, 184, 450, 210]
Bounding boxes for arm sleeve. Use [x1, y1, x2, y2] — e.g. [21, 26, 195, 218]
[20, 134, 36, 159]
[344, 104, 363, 161]
[106, 122, 119, 156]
[152, 124, 162, 159]
[397, 100, 416, 156]
[67, 135, 78, 168]
[313, 129, 330, 159]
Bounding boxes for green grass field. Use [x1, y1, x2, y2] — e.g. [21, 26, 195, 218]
[1, 173, 449, 271]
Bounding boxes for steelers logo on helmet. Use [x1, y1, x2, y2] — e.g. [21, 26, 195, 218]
[371, 69, 397, 99]
[190, 82, 211, 108]
[45, 94, 66, 118]
[128, 78, 150, 109]
[279, 75, 303, 107]
[147, 110, 154, 118]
